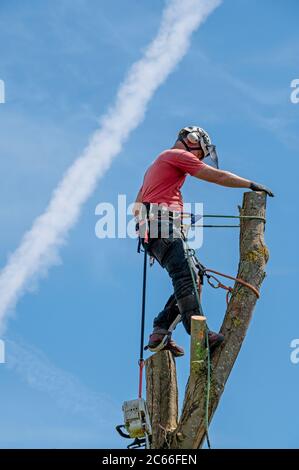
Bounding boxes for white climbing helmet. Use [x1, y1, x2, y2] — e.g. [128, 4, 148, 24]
[178, 126, 219, 168]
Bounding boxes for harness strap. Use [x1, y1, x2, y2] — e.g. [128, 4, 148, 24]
[138, 244, 148, 399]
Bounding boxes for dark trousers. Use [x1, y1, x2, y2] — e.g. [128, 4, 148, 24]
[142, 235, 202, 335]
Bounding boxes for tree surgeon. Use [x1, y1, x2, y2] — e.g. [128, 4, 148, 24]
[133, 126, 274, 357]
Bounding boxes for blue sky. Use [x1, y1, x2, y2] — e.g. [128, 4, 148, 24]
[0, 0, 298, 449]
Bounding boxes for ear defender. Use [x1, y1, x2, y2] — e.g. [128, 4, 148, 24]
[186, 131, 200, 144]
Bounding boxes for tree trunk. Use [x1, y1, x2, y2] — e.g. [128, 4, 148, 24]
[145, 350, 179, 449]
[146, 191, 269, 449]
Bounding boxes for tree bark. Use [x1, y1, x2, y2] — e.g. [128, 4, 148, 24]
[145, 350, 179, 449]
[146, 191, 269, 449]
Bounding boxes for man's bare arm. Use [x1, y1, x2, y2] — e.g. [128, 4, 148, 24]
[194, 166, 274, 196]
[194, 166, 251, 188]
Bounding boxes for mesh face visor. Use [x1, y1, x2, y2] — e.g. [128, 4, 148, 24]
[202, 144, 219, 169]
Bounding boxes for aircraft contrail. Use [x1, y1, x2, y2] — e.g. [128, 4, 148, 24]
[5, 338, 118, 425]
[0, 0, 221, 333]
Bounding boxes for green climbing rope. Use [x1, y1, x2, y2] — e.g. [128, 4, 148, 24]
[201, 214, 266, 221]
[192, 224, 240, 228]
[183, 214, 266, 230]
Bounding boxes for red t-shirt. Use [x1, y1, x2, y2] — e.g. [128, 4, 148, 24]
[140, 149, 206, 210]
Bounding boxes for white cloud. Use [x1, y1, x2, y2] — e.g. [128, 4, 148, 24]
[0, 0, 221, 333]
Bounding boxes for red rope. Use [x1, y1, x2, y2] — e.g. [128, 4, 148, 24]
[204, 268, 260, 306]
[138, 360, 144, 399]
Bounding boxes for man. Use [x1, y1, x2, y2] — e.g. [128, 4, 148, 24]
[134, 126, 274, 357]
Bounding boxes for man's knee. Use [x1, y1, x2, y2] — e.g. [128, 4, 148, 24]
[177, 294, 200, 335]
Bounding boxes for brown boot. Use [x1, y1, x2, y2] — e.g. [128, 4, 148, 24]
[162, 338, 185, 357]
[145, 328, 185, 357]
